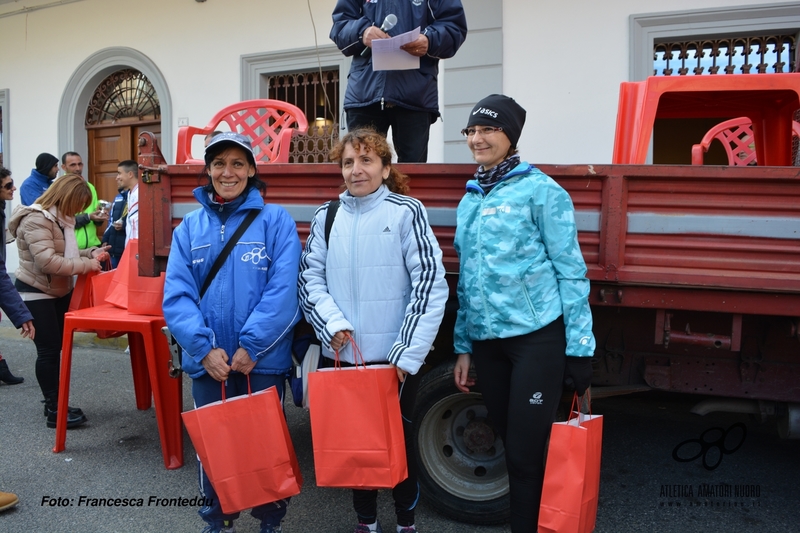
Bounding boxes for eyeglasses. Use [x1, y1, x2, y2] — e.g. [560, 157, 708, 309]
[2, 181, 13, 190]
[460, 126, 503, 138]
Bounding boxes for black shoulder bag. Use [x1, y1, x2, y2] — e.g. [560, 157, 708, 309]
[164, 207, 260, 376]
[324, 200, 339, 245]
[199, 208, 260, 299]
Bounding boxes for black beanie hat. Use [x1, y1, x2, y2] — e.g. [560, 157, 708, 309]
[35, 153, 59, 175]
[466, 94, 527, 148]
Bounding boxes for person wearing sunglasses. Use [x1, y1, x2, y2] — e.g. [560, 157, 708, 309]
[0, 168, 35, 386]
[451, 94, 595, 532]
[0, 167, 34, 515]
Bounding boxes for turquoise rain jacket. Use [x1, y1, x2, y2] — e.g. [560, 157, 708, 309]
[453, 162, 595, 357]
[163, 187, 302, 379]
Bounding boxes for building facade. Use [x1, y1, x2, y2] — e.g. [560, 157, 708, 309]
[1, 0, 798, 269]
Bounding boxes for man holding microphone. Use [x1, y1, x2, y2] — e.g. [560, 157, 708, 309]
[330, 0, 467, 163]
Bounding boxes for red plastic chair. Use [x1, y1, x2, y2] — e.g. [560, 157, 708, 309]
[691, 117, 800, 166]
[175, 99, 309, 164]
[613, 73, 800, 166]
[54, 274, 184, 470]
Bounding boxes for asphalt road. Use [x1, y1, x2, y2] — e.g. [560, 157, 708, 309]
[0, 317, 797, 532]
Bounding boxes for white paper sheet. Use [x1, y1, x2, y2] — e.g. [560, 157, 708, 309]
[371, 27, 421, 71]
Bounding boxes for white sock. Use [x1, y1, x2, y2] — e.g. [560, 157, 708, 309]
[364, 522, 378, 532]
[397, 525, 414, 532]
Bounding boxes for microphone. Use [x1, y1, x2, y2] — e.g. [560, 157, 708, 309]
[360, 14, 397, 58]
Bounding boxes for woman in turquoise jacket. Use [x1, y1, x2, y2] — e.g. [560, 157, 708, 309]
[452, 95, 595, 533]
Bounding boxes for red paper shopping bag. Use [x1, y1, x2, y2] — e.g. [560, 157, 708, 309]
[538, 394, 603, 533]
[69, 272, 96, 312]
[124, 240, 165, 316]
[181, 383, 303, 514]
[89, 269, 116, 307]
[105, 239, 164, 315]
[307, 339, 407, 489]
[105, 246, 132, 309]
[68, 270, 123, 339]
[89, 271, 125, 339]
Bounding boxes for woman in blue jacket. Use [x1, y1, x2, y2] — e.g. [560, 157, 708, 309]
[452, 95, 595, 533]
[162, 132, 301, 533]
[299, 129, 447, 533]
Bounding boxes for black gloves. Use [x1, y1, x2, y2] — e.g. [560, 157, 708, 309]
[564, 356, 593, 396]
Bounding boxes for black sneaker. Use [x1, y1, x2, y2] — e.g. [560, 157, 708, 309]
[45, 408, 87, 429]
[42, 400, 84, 418]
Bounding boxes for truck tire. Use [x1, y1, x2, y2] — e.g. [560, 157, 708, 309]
[413, 362, 510, 525]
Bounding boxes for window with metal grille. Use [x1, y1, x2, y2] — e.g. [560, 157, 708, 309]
[654, 33, 797, 76]
[267, 68, 339, 163]
[86, 69, 160, 125]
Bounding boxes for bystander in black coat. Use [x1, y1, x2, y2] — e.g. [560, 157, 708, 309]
[101, 188, 128, 268]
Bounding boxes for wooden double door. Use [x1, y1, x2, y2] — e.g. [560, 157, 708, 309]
[87, 121, 161, 207]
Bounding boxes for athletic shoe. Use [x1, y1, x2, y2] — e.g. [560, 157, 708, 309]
[201, 522, 235, 533]
[354, 522, 383, 533]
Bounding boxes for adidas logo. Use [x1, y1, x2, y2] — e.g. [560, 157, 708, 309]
[383, 226, 391, 233]
[529, 392, 543, 405]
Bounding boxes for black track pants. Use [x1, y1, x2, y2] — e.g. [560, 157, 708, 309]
[471, 316, 567, 533]
[25, 293, 72, 403]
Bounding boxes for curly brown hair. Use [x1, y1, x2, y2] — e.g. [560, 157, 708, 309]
[329, 128, 409, 195]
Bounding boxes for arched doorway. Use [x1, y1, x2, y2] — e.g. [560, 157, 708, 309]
[85, 69, 161, 205]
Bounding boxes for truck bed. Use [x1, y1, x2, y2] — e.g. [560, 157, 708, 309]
[137, 133, 800, 317]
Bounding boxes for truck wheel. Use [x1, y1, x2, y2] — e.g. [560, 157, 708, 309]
[413, 362, 510, 525]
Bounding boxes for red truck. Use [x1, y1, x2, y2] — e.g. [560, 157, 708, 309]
[135, 75, 800, 524]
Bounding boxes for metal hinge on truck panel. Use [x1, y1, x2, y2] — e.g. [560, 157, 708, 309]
[138, 132, 167, 183]
[161, 326, 183, 378]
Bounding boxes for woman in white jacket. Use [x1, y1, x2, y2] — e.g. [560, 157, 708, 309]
[298, 128, 447, 533]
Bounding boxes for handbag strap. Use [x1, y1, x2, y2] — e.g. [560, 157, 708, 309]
[200, 208, 260, 299]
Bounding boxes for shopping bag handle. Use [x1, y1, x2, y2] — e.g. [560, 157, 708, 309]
[220, 374, 252, 402]
[333, 332, 366, 369]
[568, 389, 592, 421]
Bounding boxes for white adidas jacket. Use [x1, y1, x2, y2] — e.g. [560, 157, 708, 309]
[298, 185, 448, 374]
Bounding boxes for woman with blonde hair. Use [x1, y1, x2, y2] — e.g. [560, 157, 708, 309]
[8, 173, 109, 429]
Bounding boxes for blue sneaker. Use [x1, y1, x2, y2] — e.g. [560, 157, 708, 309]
[260, 525, 282, 533]
[201, 522, 235, 533]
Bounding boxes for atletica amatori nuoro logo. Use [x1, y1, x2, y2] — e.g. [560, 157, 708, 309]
[241, 247, 268, 264]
